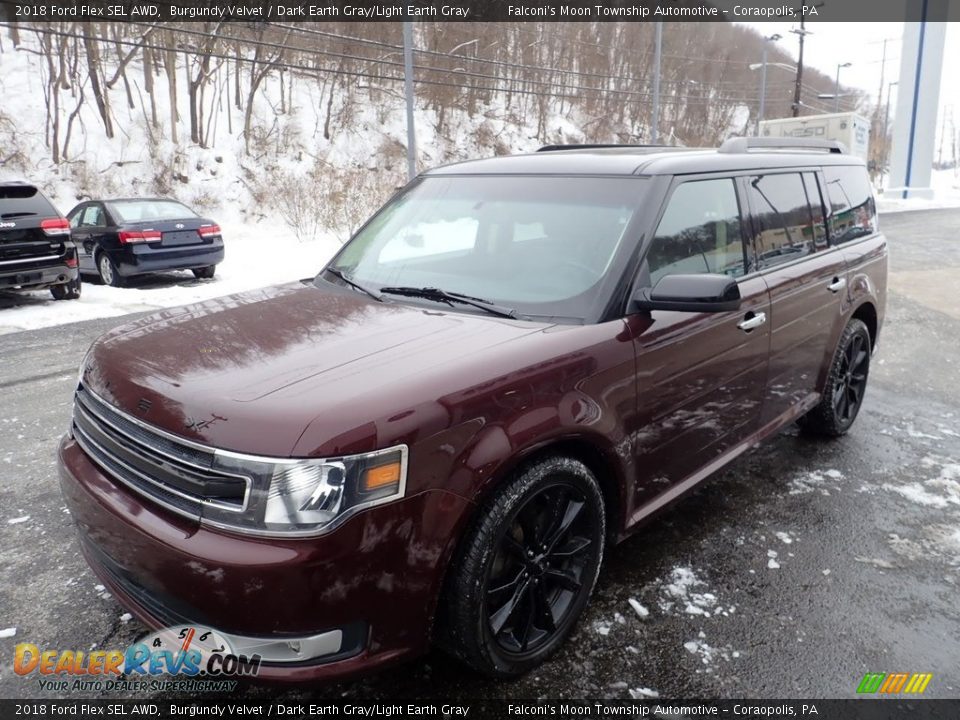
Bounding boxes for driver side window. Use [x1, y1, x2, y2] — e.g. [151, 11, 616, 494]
[647, 179, 747, 286]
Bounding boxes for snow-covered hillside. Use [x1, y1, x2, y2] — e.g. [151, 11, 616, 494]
[0, 29, 587, 334]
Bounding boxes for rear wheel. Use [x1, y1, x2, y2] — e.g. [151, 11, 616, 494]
[798, 318, 871, 437]
[437, 457, 605, 677]
[192, 265, 216, 280]
[97, 253, 124, 287]
[50, 275, 81, 300]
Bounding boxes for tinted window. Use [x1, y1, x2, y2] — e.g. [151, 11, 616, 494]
[80, 205, 105, 227]
[0, 184, 58, 218]
[747, 173, 815, 269]
[646, 179, 746, 286]
[328, 176, 647, 320]
[823, 165, 877, 244]
[803, 172, 828, 249]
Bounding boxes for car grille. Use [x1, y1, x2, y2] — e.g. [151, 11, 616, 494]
[71, 383, 250, 520]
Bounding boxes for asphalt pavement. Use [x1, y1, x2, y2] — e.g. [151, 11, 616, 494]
[1, 209, 959, 701]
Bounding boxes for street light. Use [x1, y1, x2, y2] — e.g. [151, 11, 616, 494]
[834, 62, 852, 112]
[752, 33, 782, 135]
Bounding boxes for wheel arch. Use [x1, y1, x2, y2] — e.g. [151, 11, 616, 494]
[851, 301, 878, 351]
[429, 433, 626, 641]
[429, 432, 623, 651]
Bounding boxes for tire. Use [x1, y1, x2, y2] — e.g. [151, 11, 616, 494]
[798, 318, 871, 437]
[50, 275, 81, 300]
[97, 252, 124, 287]
[437, 456, 606, 678]
[192, 265, 216, 280]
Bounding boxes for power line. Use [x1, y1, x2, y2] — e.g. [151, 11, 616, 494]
[7, 22, 775, 108]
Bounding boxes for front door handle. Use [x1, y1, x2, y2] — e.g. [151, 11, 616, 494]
[827, 277, 847, 293]
[737, 311, 767, 332]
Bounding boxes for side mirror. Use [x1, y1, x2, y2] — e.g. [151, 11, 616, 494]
[632, 273, 741, 313]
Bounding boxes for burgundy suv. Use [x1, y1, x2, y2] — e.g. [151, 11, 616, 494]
[59, 139, 886, 682]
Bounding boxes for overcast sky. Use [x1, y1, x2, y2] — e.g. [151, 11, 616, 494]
[738, 21, 957, 152]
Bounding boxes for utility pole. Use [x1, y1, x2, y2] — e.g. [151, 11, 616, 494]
[833, 63, 851, 113]
[876, 38, 889, 109]
[403, 21, 417, 181]
[755, 33, 781, 135]
[791, 10, 811, 117]
[651, 22, 662, 143]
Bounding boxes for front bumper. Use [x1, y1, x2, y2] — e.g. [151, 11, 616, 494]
[58, 435, 471, 683]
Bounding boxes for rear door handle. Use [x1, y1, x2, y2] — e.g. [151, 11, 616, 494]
[737, 311, 767, 332]
[827, 277, 847, 293]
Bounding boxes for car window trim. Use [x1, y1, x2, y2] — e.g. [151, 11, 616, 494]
[741, 168, 830, 274]
[622, 171, 753, 314]
[821, 165, 880, 247]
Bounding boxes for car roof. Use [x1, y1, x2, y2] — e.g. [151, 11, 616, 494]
[425, 146, 866, 177]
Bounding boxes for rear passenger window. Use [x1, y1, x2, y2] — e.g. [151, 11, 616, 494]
[746, 173, 816, 269]
[80, 205, 104, 227]
[823, 166, 877, 244]
[647, 179, 747, 286]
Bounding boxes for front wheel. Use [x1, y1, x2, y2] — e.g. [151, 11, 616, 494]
[799, 318, 871, 437]
[437, 457, 605, 678]
[50, 275, 81, 300]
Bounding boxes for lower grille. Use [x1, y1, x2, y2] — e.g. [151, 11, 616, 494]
[72, 383, 250, 520]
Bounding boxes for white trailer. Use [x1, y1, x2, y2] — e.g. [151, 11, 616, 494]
[759, 112, 870, 162]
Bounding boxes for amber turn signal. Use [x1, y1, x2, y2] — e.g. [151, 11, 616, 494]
[362, 462, 402, 491]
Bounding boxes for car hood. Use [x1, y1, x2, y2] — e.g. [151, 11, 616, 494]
[82, 282, 552, 457]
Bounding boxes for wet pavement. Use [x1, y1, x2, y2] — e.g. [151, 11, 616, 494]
[1, 209, 958, 700]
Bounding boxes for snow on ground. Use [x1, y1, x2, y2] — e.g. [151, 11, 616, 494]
[788, 468, 845, 496]
[882, 456, 960, 509]
[682, 630, 740, 670]
[628, 598, 650, 619]
[0, 218, 341, 335]
[876, 167, 960, 214]
[0, 628, 16, 639]
[657, 567, 734, 618]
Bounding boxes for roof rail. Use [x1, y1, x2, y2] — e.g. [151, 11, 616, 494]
[718, 137, 847, 154]
[537, 144, 675, 152]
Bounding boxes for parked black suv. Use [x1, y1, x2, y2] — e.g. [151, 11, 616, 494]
[0, 181, 81, 300]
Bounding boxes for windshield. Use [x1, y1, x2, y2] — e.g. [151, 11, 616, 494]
[108, 199, 197, 223]
[323, 175, 647, 320]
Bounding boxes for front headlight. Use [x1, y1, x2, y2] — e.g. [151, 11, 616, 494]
[203, 445, 408, 537]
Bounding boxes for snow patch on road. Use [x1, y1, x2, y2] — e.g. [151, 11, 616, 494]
[788, 469, 844, 496]
[774, 531, 795, 545]
[683, 631, 739, 667]
[0, 628, 16, 639]
[628, 598, 650, 620]
[6, 516, 30, 524]
[883, 457, 960, 509]
[659, 567, 725, 617]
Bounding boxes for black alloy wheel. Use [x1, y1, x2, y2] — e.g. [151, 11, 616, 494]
[833, 327, 869, 424]
[799, 317, 871, 437]
[486, 482, 597, 656]
[438, 456, 605, 677]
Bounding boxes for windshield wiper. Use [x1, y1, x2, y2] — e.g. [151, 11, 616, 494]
[323, 267, 383, 302]
[0, 212, 37, 219]
[379, 286, 517, 319]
